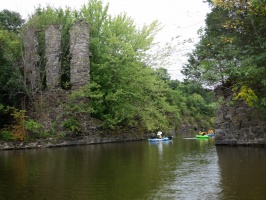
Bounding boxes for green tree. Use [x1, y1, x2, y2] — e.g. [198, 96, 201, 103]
[0, 25, 24, 130]
[0, 10, 24, 107]
[183, 0, 266, 113]
[0, 27, 24, 106]
[0, 9, 24, 33]
[66, 0, 180, 131]
[172, 80, 215, 129]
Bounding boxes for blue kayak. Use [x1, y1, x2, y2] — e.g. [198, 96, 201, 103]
[148, 136, 173, 142]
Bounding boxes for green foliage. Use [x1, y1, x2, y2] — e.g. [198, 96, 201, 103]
[0, 107, 28, 141]
[0, 20, 24, 110]
[63, 117, 81, 133]
[0, 9, 24, 33]
[183, 0, 266, 115]
[0, 129, 13, 141]
[176, 80, 215, 128]
[0, 10, 24, 109]
[25, 119, 44, 138]
[0, 106, 48, 141]
[63, 0, 180, 131]
[0, 103, 3, 112]
[232, 85, 258, 107]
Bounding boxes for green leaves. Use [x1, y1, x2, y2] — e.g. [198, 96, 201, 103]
[0, 26, 24, 107]
[0, 28, 21, 62]
[233, 85, 258, 107]
[183, 0, 266, 113]
[0, 9, 24, 33]
[62, 117, 81, 133]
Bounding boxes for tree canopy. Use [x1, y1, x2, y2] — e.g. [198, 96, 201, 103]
[0, 9, 24, 33]
[182, 0, 266, 112]
[0, 10, 24, 107]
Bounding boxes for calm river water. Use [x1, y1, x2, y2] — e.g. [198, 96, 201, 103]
[0, 134, 266, 200]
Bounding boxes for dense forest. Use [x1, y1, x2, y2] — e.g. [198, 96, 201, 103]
[3, 0, 265, 141]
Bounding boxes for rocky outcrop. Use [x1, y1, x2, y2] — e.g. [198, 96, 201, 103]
[214, 86, 266, 146]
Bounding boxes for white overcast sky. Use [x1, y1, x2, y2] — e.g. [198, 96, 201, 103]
[0, 0, 210, 80]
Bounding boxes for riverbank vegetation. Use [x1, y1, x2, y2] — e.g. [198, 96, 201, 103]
[1, 0, 216, 141]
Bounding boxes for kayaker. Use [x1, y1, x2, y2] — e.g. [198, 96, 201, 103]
[157, 131, 162, 139]
[208, 129, 214, 134]
[199, 131, 206, 135]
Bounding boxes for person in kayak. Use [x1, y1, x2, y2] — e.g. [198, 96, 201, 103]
[199, 131, 206, 135]
[157, 131, 163, 138]
[208, 129, 214, 134]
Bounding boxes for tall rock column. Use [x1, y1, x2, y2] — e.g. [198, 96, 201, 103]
[24, 27, 40, 92]
[70, 20, 90, 89]
[45, 25, 61, 88]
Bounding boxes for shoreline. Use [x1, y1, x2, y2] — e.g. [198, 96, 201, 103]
[0, 134, 146, 150]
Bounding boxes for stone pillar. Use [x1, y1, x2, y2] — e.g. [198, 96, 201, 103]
[45, 25, 61, 88]
[70, 19, 90, 89]
[24, 27, 40, 92]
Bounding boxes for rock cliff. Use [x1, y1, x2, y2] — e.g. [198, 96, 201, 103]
[215, 86, 266, 146]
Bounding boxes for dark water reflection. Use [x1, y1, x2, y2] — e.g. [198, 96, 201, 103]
[0, 135, 265, 200]
[216, 146, 266, 200]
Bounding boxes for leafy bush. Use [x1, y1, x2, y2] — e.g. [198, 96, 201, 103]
[62, 117, 81, 133]
[0, 129, 13, 141]
[25, 119, 44, 138]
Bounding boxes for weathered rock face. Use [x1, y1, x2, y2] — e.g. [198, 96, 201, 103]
[45, 25, 61, 88]
[214, 86, 266, 146]
[70, 20, 90, 89]
[24, 27, 40, 92]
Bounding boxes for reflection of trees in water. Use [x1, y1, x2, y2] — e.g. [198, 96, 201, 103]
[216, 146, 266, 199]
